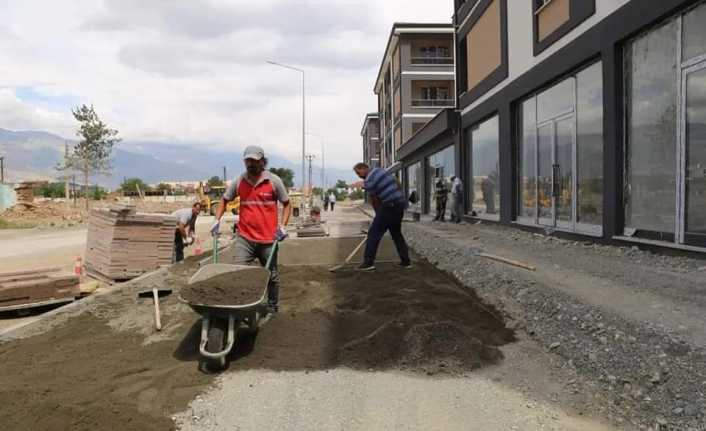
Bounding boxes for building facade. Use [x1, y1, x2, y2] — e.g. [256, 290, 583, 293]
[361, 113, 381, 169]
[373, 23, 456, 171]
[396, 0, 706, 251]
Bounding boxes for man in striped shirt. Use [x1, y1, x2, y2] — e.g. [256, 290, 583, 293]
[353, 162, 411, 271]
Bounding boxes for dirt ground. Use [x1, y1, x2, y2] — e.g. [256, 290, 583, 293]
[0, 199, 197, 229]
[0, 235, 514, 430]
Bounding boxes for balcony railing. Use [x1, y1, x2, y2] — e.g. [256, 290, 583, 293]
[411, 56, 454, 65]
[411, 98, 455, 107]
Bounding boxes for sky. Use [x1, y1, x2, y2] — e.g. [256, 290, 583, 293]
[0, 0, 452, 169]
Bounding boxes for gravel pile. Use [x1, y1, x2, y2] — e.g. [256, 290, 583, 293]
[403, 222, 706, 431]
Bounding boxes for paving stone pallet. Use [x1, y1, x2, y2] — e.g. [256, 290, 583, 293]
[85, 204, 176, 281]
[0, 268, 80, 308]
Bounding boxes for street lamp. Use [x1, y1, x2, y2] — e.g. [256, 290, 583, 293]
[306, 133, 325, 190]
[266, 60, 305, 195]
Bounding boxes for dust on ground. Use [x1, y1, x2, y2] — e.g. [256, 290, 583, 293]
[181, 268, 269, 306]
[0, 234, 517, 430]
[0, 199, 196, 229]
[223, 263, 515, 375]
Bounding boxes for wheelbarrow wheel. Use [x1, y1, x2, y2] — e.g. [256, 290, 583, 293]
[205, 317, 228, 371]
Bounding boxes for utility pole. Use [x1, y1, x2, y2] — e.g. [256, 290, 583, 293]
[305, 154, 316, 204]
[64, 143, 70, 201]
[0, 156, 4, 184]
[223, 166, 227, 182]
[321, 141, 325, 191]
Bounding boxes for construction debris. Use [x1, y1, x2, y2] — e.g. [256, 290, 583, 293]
[84, 204, 176, 282]
[13, 181, 42, 203]
[0, 267, 80, 309]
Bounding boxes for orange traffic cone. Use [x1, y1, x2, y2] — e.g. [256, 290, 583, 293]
[74, 256, 83, 276]
[194, 239, 204, 256]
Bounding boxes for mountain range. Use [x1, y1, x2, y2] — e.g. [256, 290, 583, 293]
[0, 128, 354, 189]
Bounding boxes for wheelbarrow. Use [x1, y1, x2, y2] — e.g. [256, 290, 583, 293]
[181, 239, 278, 371]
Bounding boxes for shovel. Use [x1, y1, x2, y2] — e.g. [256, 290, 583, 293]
[138, 287, 173, 331]
[329, 237, 367, 272]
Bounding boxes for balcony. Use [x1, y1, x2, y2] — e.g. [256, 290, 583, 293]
[411, 98, 455, 107]
[411, 56, 454, 65]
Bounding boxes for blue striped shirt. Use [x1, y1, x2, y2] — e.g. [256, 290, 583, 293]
[364, 168, 405, 205]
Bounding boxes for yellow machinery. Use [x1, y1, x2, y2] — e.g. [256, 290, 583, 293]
[288, 191, 303, 218]
[198, 182, 240, 216]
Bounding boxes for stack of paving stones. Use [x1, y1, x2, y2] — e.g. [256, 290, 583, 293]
[85, 204, 176, 281]
[0, 268, 80, 308]
[13, 182, 35, 203]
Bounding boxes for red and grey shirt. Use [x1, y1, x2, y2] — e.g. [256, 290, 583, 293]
[223, 171, 289, 244]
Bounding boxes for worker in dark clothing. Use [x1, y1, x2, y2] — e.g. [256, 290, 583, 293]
[353, 162, 411, 271]
[171, 201, 201, 262]
[434, 178, 448, 222]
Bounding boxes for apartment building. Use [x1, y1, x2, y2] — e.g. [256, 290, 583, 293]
[373, 23, 455, 171]
[360, 113, 381, 169]
[395, 0, 706, 251]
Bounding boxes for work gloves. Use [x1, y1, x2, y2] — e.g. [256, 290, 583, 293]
[275, 226, 288, 242]
[184, 236, 195, 246]
[210, 220, 221, 236]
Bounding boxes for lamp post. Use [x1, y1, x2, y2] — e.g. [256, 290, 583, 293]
[306, 133, 325, 191]
[266, 60, 305, 195]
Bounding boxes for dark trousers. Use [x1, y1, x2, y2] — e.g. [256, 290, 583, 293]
[364, 204, 410, 265]
[435, 198, 447, 221]
[233, 235, 280, 306]
[174, 230, 185, 262]
[330, 202, 335, 211]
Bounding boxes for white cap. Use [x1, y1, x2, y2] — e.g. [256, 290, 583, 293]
[243, 145, 265, 160]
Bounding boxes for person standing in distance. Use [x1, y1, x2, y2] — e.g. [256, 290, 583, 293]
[171, 201, 201, 263]
[328, 191, 337, 211]
[211, 146, 291, 312]
[353, 162, 411, 271]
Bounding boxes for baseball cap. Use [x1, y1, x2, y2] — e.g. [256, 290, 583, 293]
[243, 145, 265, 160]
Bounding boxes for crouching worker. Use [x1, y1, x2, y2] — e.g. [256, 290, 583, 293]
[172, 201, 201, 263]
[211, 146, 291, 313]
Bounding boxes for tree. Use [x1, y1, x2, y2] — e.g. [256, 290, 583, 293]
[335, 179, 348, 189]
[207, 176, 224, 188]
[269, 167, 294, 188]
[156, 183, 173, 193]
[120, 177, 149, 194]
[63, 105, 120, 210]
[38, 182, 66, 198]
[91, 186, 108, 200]
[349, 189, 364, 200]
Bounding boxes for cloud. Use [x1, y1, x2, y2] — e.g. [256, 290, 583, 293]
[0, 0, 452, 174]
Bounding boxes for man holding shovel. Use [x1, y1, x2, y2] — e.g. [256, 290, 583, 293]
[353, 162, 411, 271]
[171, 201, 202, 263]
[211, 146, 291, 312]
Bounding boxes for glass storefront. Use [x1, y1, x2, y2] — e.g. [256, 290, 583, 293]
[518, 61, 604, 235]
[625, 1, 706, 246]
[405, 162, 423, 213]
[468, 115, 500, 219]
[426, 145, 455, 220]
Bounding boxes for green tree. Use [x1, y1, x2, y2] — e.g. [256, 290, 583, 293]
[335, 179, 348, 189]
[207, 176, 224, 188]
[91, 186, 108, 200]
[349, 189, 364, 200]
[156, 182, 173, 192]
[269, 167, 294, 188]
[62, 104, 120, 209]
[120, 177, 149, 194]
[38, 182, 66, 198]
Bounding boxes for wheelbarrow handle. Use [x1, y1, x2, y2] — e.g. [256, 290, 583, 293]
[264, 240, 279, 272]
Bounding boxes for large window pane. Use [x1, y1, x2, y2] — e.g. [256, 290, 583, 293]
[626, 20, 678, 233]
[471, 115, 500, 219]
[519, 99, 537, 218]
[537, 78, 574, 123]
[685, 67, 706, 241]
[406, 162, 423, 213]
[555, 117, 574, 223]
[427, 145, 455, 219]
[683, 2, 706, 62]
[576, 62, 604, 226]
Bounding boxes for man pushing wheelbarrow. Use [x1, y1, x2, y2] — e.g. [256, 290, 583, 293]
[211, 145, 292, 313]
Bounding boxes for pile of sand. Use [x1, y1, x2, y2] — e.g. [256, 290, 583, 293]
[181, 268, 270, 306]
